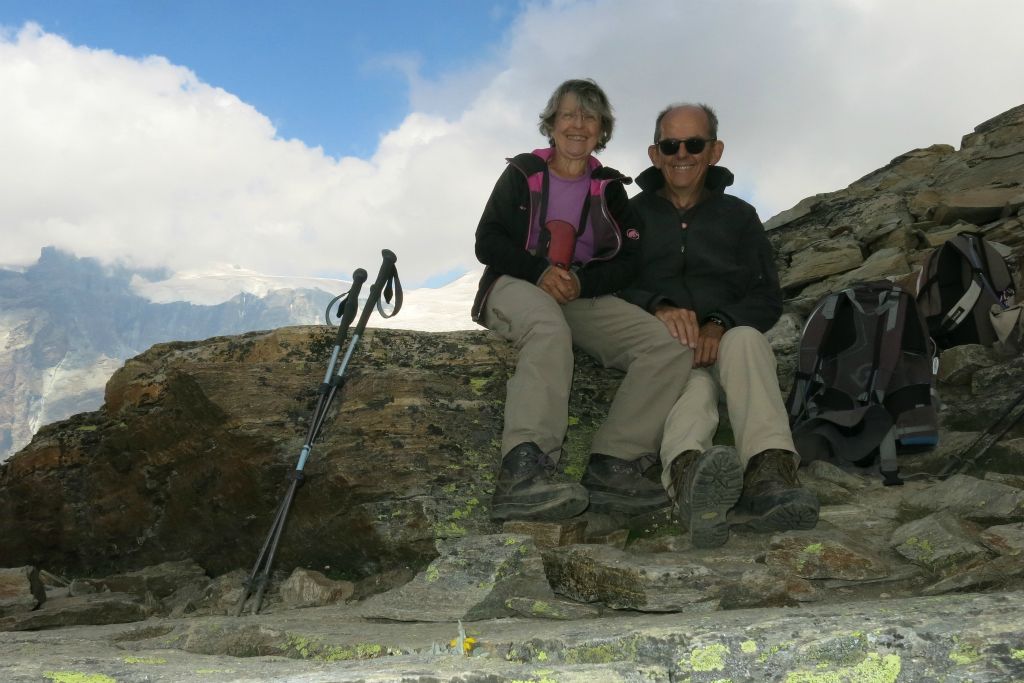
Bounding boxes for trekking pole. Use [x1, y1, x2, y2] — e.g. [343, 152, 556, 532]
[234, 250, 401, 616]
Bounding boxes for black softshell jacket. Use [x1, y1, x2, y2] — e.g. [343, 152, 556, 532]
[619, 165, 783, 332]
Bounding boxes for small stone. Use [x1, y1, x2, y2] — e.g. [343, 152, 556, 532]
[502, 519, 587, 548]
[504, 596, 601, 620]
[279, 567, 354, 608]
[921, 555, 1024, 595]
[765, 530, 890, 581]
[902, 474, 1024, 523]
[542, 544, 721, 612]
[357, 534, 555, 622]
[804, 460, 869, 490]
[980, 523, 1024, 556]
[0, 566, 46, 617]
[890, 511, 990, 573]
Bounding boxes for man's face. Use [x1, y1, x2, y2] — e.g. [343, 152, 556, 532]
[649, 106, 724, 195]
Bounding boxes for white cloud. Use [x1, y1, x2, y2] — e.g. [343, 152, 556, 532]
[3, 2, 1024, 290]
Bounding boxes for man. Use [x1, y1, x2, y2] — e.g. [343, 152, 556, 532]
[621, 103, 819, 548]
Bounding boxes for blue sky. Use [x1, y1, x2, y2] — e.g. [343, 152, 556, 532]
[3, 1, 1024, 291]
[0, 0, 518, 159]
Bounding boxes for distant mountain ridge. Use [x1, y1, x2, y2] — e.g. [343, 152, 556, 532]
[0, 247, 478, 461]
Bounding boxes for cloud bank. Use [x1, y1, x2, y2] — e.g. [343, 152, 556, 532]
[3, 1, 1023, 287]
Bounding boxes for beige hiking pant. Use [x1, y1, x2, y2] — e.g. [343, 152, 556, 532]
[482, 275, 693, 462]
[659, 326, 797, 492]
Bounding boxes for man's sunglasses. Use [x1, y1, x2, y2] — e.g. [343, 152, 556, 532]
[656, 137, 715, 155]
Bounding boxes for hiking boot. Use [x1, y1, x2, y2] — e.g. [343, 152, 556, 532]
[490, 442, 589, 522]
[581, 453, 670, 516]
[669, 445, 743, 548]
[737, 449, 819, 532]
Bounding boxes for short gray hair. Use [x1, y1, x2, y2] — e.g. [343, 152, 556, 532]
[652, 103, 718, 143]
[538, 78, 615, 152]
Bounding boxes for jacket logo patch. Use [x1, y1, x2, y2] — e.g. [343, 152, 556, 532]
[626, 228, 640, 240]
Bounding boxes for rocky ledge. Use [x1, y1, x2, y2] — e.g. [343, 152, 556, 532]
[1, 105, 1023, 681]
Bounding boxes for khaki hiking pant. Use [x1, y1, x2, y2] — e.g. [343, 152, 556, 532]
[482, 275, 693, 462]
[659, 326, 797, 493]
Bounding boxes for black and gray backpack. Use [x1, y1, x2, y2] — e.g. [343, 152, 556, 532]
[785, 281, 939, 485]
[916, 231, 1016, 349]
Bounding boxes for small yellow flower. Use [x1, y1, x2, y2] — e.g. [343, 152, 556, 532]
[449, 636, 477, 654]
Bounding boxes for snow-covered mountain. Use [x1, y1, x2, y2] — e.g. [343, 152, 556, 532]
[130, 264, 480, 332]
[0, 248, 478, 462]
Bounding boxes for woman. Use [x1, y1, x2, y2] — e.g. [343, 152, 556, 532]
[472, 79, 694, 522]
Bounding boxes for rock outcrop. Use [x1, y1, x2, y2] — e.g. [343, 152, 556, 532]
[1, 104, 1023, 682]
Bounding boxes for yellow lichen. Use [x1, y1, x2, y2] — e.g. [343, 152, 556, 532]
[122, 656, 167, 664]
[949, 641, 981, 665]
[690, 643, 730, 672]
[43, 674, 117, 683]
[783, 652, 900, 683]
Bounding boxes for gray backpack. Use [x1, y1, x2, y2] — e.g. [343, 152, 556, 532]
[786, 281, 939, 485]
[916, 231, 1016, 349]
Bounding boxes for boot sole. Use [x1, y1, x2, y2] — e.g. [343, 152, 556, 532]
[587, 490, 670, 516]
[490, 490, 590, 522]
[684, 446, 743, 549]
[743, 493, 820, 532]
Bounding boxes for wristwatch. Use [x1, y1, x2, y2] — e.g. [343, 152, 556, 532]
[705, 315, 728, 329]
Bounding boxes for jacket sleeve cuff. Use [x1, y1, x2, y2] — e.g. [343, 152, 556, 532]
[703, 311, 733, 329]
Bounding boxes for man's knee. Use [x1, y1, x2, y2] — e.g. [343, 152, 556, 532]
[721, 326, 774, 358]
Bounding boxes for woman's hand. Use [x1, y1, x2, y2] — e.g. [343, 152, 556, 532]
[539, 267, 580, 304]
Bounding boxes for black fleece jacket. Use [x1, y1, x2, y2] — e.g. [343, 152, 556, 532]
[619, 165, 783, 333]
[472, 152, 642, 321]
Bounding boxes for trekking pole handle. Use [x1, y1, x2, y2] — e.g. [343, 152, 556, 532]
[341, 269, 368, 329]
[333, 250, 399, 382]
[353, 250, 398, 332]
[322, 268, 368, 386]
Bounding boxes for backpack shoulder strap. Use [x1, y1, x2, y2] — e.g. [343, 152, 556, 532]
[786, 292, 841, 423]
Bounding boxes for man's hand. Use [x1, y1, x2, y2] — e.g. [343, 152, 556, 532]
[538, 266, 580, 304]
[654, 305, 699, 349]
[694, 321, 725, 367]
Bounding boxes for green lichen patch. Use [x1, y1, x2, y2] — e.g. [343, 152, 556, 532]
[562, 636, 641, 665]
[783, 652, 901, 683]
[758, 642, 793, 663]
[741, 640, 759, 654]
[469, 377, 490, 394]
[806, 633, 869, 667]
[948, 640, 981, 665]
[283, 634, 389, 662]
[901, 536, 934, 560]
[44, 673, 117, 683]
[122, 655, 168, 664]
[688, 642, 730, 672]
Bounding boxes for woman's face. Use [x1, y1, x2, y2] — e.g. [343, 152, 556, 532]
[550, 93, 602, 161]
